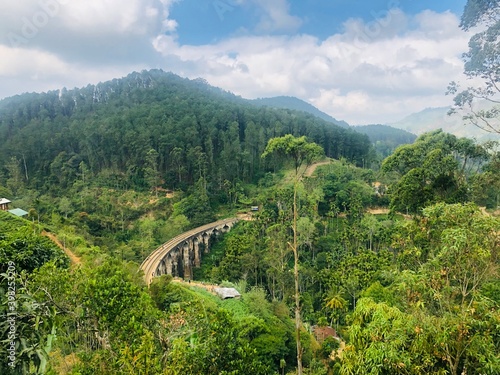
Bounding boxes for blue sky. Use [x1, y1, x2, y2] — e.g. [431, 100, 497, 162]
[171, 0, 467, 45]
[0, 0, 472, 123]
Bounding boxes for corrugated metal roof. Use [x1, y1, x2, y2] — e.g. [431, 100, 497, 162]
[9, 208, 28, 217]
[0, 198, 11, 205]
[214, 287, 241, 299]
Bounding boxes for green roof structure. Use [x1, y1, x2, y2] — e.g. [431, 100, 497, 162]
[9, 208, 29, 217]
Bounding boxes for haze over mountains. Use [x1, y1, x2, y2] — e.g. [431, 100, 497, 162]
[386, 106, 500, 142]
[250, 94, 499, 143]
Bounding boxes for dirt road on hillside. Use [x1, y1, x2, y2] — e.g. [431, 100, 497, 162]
[304, 160, 332, 177]
[42, 231, 82, 266]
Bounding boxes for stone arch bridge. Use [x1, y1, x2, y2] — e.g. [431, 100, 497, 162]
[140, 218, 238, 285]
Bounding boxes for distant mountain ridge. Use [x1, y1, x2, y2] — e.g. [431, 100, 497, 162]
[250, 96, 419, 152]
[387, 106, 500, 142]
[353, 124, 417, 157]
[353, 124, 416, 143]
[250, 96, 350, 128]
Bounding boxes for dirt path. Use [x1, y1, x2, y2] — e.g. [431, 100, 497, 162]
[304, 160, 332, 177]
[366, 208, 390, 215]
[42, 231, 82, 266]
[172, 278, 219, 294]
[366, 208, 414, 220]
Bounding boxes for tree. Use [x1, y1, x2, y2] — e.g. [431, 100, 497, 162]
[58, 196, 73, 219]
[341, 202, 500, 375]
[323, 287, 347, 329]
[382, 130, 481, 214]
[5, 156, 24, 196]
[420, 202, 499, 306]
[340, 298, 417, 375]
[144, 148, 160, 196]
[262, 135, 324, 375]
[165, 309, 270, 375]
[0, 272, 59, 375]
[470, 148, 500, 208]
[391, 203, 500, 375]
[448, 0, 500, 134]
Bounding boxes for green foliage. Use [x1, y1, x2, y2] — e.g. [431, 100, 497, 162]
[1, 68, 500, 375]
[354, 124, 417, 159]
[79, 259, 154, 342]
[0, 272, 58, 375]
[149, 275, 200, 312]
[342, 203, 500, 375]
[0, 216, 68, 274]
[382, 130, 486, 213]
[341, 298, 418, 374]
[449, 0, 500, 134]
[470, 152, 500, 208]
[262, 134, 324, 173]
[315, 161, 375, 216]
[166, 309, 271, 375]
[0, 70, 373, 197]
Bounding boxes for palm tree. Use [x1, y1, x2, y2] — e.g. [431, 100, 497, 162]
[324, 288, 347, 331]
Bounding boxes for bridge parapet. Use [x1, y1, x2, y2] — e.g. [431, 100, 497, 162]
[140, 218, 238, 285]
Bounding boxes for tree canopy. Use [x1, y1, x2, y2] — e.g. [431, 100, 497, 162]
[449, 0, 500, 133]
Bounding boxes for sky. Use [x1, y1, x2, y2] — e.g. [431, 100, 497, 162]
[0, 0, 471, 124]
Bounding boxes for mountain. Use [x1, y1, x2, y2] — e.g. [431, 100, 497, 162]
[250, 96, 350, 128]
[388, 106, 500, 142]
[0, 69, 373, 195]
[353, 124, 417, 157]
[353, 124, 416, 143]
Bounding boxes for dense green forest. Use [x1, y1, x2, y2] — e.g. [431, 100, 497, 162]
[1, 67, 499, 374]
[353, 125, 417, 158]
[0, 70, 373, 193]
[249, 96, 350, 129]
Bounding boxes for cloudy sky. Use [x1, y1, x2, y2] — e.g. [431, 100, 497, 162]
[0, 0, 471, 124]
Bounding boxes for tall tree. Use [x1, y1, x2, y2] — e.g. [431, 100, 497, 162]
[5, 156, 24, 196]
[342, 203, 500, 375]
[144, 148, 160, 196]
[382, 130, 484, 214]
[262, 134, 323, 375]
[448, 0, 500, 133]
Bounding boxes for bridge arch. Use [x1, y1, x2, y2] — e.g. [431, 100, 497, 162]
[140, 218, 238, 285]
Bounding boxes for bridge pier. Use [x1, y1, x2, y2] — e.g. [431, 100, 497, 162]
[193, 237, 201, 267]
[183, 242, 192, 280]
[165, 255, 173, 275]
[202, 233, 210, 253]
[171, 250, 180, 277]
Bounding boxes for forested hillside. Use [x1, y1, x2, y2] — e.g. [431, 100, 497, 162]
[250, 96, 350, 129]
[353, 124, 417, 158]
[0, 70, 372, 194]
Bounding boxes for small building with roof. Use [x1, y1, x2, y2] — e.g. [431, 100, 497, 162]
[214, 287, 242, 300]
[311, 325, 338, 344]
[0, 198, 11, 211]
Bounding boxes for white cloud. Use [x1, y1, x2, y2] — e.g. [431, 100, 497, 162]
[0, 44, 143, 96]
[152, 9, 470, 123]
[0, 1, 472, 124]
[0, 0, 166, 39]
[251, 0, 303, 33]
